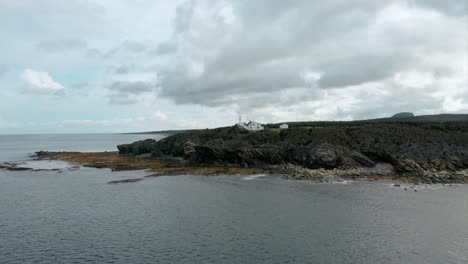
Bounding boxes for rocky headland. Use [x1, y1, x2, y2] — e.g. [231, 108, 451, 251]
[117, 119, 468, 183]
[5, 115, 466, 184]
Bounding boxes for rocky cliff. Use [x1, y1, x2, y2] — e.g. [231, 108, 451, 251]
[118, 122, 468, 183]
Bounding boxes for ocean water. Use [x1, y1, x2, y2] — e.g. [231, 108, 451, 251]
[0, 134, 467, 264]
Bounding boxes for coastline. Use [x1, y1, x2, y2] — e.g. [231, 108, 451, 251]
[33, 151, 268, 177]
[1, 151, 460, 184]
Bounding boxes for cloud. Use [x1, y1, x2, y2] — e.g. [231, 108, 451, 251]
[107, 81, 154, 94]
[152, 0, 467, 120]
[109, 41, 148, 55]
[110, 64, 137, 75]
[151, 41, 179, 55]
[0, 64, 8, 76]
[173, 0, 195, 33]
[86, 41, 148, 59]
[70, 82, 89, 89]
[2, 0, 467, 135]
[21, 69, 65, 95]
[36, 39, 87, 52]
[106, 81, 156, 105]
[412, 0, 467, 16]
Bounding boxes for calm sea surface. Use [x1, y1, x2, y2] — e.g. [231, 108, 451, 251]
[0, 134, 467, 264]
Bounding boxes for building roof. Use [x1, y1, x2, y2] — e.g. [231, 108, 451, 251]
[247, 121, 262, 125]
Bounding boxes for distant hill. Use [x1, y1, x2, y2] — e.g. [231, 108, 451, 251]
[264, 113, 468, 129]
[124, 129, 189, 135]
[372, 114, 468, 122]
[392, 112, 415, 118]
[128, 114, 468, 134]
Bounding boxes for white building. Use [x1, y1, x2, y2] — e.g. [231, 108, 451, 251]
[237, 121, 264, 131]
[246, 121, 264, 131]
[280, 123, 289, 129]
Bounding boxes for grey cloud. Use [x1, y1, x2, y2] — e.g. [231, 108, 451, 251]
[21, 86, 65, 98]
[112, 65, 136, 75]
[317, 54, 413, 88]
[106, 81, 155, 105]
[71, 82, 89, 89]
[107, 94, 139, 105]
[159, 58, 308, 106]
[86, 41, 148, 59]
[86, 48, 105, 58]
[108, 81, 154, 94]
[174, 0, 195, 33]
[157, 1, 392, 106]
[108, 64, 161, 75]
[115, 41, 148, 54]
[413, 0, 467, 16]
[36, 39, 87, 52]
[153, 0, 467, 119]
[151, 42, 179, 55]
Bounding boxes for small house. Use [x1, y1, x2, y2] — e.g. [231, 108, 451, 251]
[280, 123, 289, 129]
[246, 121, 264, 131]
[237, 121, 264, 131]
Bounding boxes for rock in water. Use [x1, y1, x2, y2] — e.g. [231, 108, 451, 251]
[107, 178, 144, 184]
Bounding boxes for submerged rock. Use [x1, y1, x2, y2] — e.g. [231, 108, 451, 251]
[107, 178, 144, 184]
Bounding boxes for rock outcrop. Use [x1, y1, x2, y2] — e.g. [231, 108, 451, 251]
[117, 122, 468, 183]
[117, 139, 158, 156]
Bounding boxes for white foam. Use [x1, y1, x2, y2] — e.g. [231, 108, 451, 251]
[17, 160, 75, 170]
[332, 180, 352, 184]
[242, 174, 268, 180]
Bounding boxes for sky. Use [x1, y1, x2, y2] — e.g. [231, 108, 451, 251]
[0, 0, 467, 134]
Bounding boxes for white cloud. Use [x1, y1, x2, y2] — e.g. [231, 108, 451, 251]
[21, 69, 65, 95]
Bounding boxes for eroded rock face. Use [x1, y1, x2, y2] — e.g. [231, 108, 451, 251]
[117, 139, 157, 156]
[303, 143, 376, 170]
[306, 144, 339, 169]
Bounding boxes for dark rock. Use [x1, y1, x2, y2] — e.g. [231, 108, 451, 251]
[107, 178, 144, 184]
[0, 164, 33, 171]
[305, 144, 339, 169]
[117, 139, 157, 156]
[117, 122, 468, 183]
[394, 184, 401, 187]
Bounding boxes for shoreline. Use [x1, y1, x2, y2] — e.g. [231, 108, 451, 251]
[33, 151, 268, 177]
[1, 151, 461, 184]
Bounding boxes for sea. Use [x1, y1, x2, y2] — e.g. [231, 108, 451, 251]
[0, 134, 467, 264]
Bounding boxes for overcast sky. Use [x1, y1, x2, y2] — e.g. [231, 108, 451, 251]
[0, 0, 467, 134]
